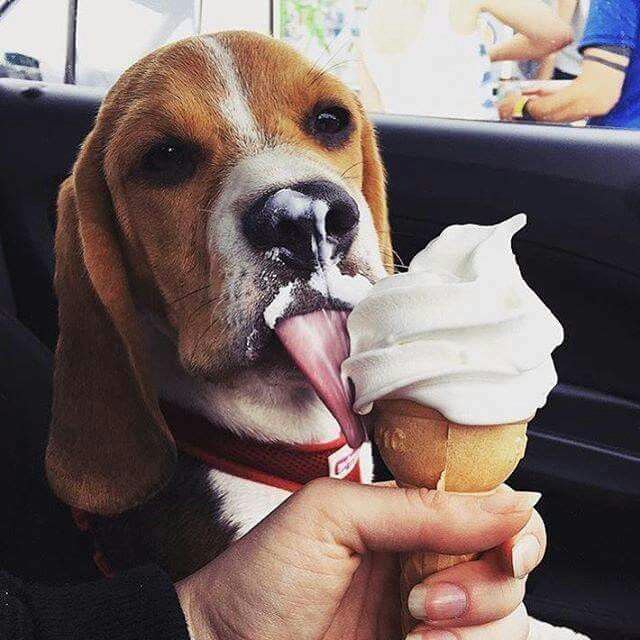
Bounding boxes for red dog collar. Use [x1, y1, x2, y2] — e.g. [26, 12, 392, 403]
[160, 401, 364, 491]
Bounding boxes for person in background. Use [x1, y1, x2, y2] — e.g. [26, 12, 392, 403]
[536, 0, 591, 81]
[357, 0, 572, 120]
[512, 0, 557, 81]
[499, 0, 640, 129]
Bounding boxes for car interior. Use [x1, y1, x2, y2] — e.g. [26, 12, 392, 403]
[1, 72, 638, 639]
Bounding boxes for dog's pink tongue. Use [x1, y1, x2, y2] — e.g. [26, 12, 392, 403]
[275, 309, 366, 449]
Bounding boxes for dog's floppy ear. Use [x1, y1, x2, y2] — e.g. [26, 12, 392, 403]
[360, 114, 393, 273]
[46, 129, 177, 516]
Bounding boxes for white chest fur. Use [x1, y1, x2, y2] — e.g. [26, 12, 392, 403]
[208, 470, 292, 539]
[209, 447, 375, 539]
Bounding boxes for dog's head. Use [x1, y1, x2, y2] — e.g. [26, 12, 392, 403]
[46, 32, 392, 515]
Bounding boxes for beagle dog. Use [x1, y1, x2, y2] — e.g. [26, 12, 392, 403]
[46, 31, 392, 580]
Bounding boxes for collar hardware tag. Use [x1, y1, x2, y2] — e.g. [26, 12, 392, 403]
[328, 441, 370, 479]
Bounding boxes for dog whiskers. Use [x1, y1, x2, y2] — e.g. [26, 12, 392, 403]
[189, 312, 226, 363]
[391, 247, 408, 270]
[189, 292, 225, 344]
[307, 40, 352, 87]
[340, 160, 365, 178]
[310, 59, 355, 83]
[378, 247, 409, 272]
[185, 294, 223, 324]
[168, 282, 215, 306]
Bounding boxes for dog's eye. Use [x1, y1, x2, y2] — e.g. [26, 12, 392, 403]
[310, 106, 352, 144]
[141, 139, 198, 185]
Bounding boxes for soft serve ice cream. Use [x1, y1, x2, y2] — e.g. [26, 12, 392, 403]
[343, 214, 564, 424]
[345, 214, 565, 636]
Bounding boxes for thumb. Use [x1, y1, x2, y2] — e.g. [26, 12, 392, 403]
[299, 478, 540, 556]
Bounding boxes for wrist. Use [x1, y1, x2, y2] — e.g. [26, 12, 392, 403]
[175, 573, 219, 640]
[174, 576, 197, 640]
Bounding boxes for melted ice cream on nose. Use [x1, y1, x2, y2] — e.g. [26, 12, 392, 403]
[268, 188, 334, 266]
[343, 214, 564, 424]
[262, 187, 372, 329]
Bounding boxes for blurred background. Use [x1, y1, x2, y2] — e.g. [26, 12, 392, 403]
[0, 0, 590, 121]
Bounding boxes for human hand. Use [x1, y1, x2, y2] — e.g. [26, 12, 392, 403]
[175, 480, 545, 640]
[498, 91, 524, 121]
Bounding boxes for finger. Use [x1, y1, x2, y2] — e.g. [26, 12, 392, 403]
[357, 483, 544, 579]
[370, 483, 545, 577]
[498, 508, 546, 579]
[406, 553, 525, 627]
[522, 88, 544, 96]
[407, 603, 530, 640]
[372, 481, 544, 576]
[373, 480, 398, 488]
[469, 487, 545, 578]
[298, 478, 540, 556]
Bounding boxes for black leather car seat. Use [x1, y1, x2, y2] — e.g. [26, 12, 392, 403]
[0, 233, 16, 316]
[0, 79, 102, 349]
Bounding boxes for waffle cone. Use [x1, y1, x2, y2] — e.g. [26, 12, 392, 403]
[374, 399, 529, 634]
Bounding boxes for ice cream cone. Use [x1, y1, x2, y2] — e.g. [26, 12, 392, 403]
[374, 399, 529, 635]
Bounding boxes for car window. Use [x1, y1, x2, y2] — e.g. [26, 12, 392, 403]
[0, 0, 202, 86]
[0, 0, 272, 86]
[75, 0, 200, 87]
[276, 1, 535, 115]
[0, 0, 68, 83]
[275, 0, 640, 132]
[3, 0, 639, 132]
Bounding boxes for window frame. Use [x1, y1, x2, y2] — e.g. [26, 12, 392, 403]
[64, 0, 77, 84]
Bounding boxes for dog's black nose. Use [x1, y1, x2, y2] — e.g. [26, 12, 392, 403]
[242, 181, 359, 270]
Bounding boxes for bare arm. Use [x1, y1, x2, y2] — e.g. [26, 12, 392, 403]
[487, 0, 573, 61]
[536, 53, 558, 80]
[557, 0, 579, 21]
[523, 48, 627, 121]
[491, 33, 567, 62]
[536, 0, 579, 78]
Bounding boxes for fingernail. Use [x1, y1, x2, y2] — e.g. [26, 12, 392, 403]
[481, 491, 541, 514]
[408, 582, 467, 620]
[406, 631, 457, 640]
[512, 533, 541, 578]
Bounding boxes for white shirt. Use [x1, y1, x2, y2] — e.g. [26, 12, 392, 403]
[361, 0, 497, 120]
[555, 0, 591, 77]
